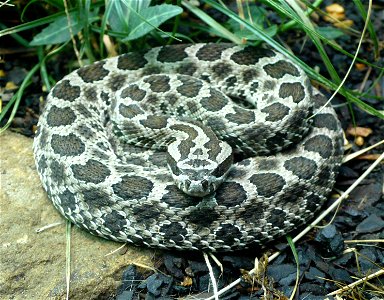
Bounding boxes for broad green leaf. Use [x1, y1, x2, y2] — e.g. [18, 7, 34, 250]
[122, 4, 182, 41]
[108, 0, 151, 33]
[316, 26, 345, 40]
[30, 11, 98, 46]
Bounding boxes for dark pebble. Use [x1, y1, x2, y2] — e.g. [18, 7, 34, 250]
[338, 165, 359, 179]
[356, 214, 384, 233]
[267, 264, 297, 286]
[350, 183, 382, 206]
[298, 282, 327, 295]
[314, 224, 344, 257]
[116, 290, 134, 300]
[359, 248, 378, 272]
[117, 265, 140, 296]
[304, 267, 325, 282]
[144, 273, 173, 297]
[329, 267, 353, 283]
[163, 253, 185, 279]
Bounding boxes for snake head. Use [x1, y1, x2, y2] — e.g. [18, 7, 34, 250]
[167, 141, 233, 197]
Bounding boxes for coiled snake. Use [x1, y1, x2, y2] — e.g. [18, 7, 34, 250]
[33, 43, 344, 251]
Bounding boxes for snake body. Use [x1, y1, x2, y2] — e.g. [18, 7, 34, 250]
[33, 43, 344, 251]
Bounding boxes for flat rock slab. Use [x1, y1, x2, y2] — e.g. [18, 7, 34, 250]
[0, 131, 154, 299]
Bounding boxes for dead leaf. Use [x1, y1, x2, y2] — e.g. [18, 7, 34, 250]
[346, 126, 373, 137]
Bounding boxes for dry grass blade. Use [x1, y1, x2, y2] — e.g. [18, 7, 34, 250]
[65, 220, 72, 300]
[343, 139, 384, 163]
[203, 252, 219, 300]
[327, 268, 384, 296]
[345, 239, 384, 244]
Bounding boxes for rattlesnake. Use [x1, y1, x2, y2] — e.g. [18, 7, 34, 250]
[33, 43, 344, 251]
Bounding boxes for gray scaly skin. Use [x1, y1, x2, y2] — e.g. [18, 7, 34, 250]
[33, 43, 344, 251]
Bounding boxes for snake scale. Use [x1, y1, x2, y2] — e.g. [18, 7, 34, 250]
[33, 43, 344, 251]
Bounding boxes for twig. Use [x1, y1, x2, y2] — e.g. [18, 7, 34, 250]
[327, 268, 384, 296]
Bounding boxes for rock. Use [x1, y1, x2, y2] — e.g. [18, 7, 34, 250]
[0, 131, 154, 299]
[314, 224, 344, 257]
[267, 264, 297, 286]
[304, 267, 326, 282]
[144, 273, 173, 297]
[356, 214, 384, 233]
[163, 253, 185, 279]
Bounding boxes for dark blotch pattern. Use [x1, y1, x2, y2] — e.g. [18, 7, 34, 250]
[119, 103, 144, 119]
[157, 44, 189, 62]
[249, 81, 259, 93]
[263, 60, 300, 78]
[51, 133, 85, 156]
[211, 63, 232, 78]
[215, 182, 246, 207]
[144, 75, 170, 93]
[268, 209, 287, 229]
[187, 208, 220, 227]
[195, 43, 232, 61]
[279, 82, 305, 103]
[46, 106, 76, 127]
[312, 93, 328, 107]
[71, 159, 111, 184]
[231, 47, 274, 65]
[284, 157, 317, 180]
[58, 189, 77, 211]
[82, 189, 112, 207]
[312, 113, 339, 131]
[84, 87, 97, 101]
[161, 223, 187, 243]
[121, 84, 146, 101]
[161, 185, 200, 208]
[225, 106, 255, 125]
[261, 102, 290, 122]
[51, 80, 80, 101]
[215, 224, 240, 245]
[200, 88, 228, 112]
[257, 158, 278, 170]
[108, 74, 126, 91]
[132, 203, 161, 225]
[242, 69, 259, 83]
[117, 52, 148, 70]
[77, 61, 109, 83]
[176, 62, 197, 76]
[305, 194, 322, 212]
[176, 76, 203, 97]
[103, 211, 127, 234]
[50, 160, 65, 185]
[140, 115, 168, 129]
[249, 173, 286, 197]
[112, 175, 153, 200]
[226, 76, 237, 86]
[304, 135, 333, 158]
[316, 166, 334, 187]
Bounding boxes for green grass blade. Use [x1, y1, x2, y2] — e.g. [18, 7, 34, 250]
[287, 236, 300, 300]
[182, 0, 242, 44]
[352, 0, 379, 59]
